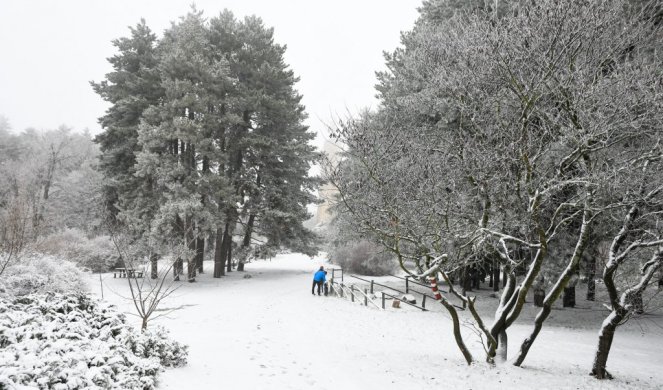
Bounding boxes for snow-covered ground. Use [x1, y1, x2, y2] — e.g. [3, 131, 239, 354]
[87, 254, 663, 389]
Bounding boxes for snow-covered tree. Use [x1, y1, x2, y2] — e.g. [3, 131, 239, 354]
[207, 11, 320, 276]
[94, 9, 321, 281]
[92, 20, 163, 220]
[590, 151, 663, 379]
[134, 9, 230, 282]
[327, 0, 663, 368]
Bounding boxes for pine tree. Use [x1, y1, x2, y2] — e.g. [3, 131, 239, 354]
[92, 20, 163, 218]
[134, 9, 232, 282]
[208, 12, 320, 275]
[95, 9, 320, 281]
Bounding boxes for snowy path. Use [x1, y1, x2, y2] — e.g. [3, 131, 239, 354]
[89, 254, 663, 390]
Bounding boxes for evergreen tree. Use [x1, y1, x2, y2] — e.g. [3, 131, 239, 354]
[92, 20, 163, 219]
[208, 12, 320, 275]
[92, 21, 164, 278]
[134, 9, 232, 282]
[94, 9, 320, 281]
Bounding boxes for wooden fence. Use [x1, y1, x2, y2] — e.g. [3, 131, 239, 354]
[327, 269, 440, 311]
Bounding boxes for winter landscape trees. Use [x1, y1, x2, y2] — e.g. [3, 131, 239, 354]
[325, 0, 663, 376]
[1, 0, 662, 388]
[0, 6, 320, 388]
[93, 9, 320, 283]
[0, 124, 106, 276]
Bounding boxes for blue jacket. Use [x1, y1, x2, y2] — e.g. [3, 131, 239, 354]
[313, 270, 326, 282]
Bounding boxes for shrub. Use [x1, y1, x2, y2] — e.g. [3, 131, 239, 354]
[328, 240, 396, 276]
[0, 255, 87, 297]
[31, 228, 120, 272]
[0, 293, 187, 390]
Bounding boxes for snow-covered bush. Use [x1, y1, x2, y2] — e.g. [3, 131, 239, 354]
[31, 228, 120, 272]
[0, 293, 188, 390]
[329, 240, 396, 276]
[0, 255, 87, 297]
[121, 326, 189, 368]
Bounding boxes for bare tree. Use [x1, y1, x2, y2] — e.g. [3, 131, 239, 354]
[0, 196, 30, 276]
[108, 228, 190, 331]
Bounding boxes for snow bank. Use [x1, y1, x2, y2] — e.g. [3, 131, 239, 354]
[86, 253, 662, 389]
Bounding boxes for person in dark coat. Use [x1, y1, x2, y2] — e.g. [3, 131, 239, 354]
[312, 266, 326, 295]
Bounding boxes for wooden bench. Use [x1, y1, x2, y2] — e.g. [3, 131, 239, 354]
[114, 268, 144, 278]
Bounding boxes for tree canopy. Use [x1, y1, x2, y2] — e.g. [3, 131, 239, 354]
[94, 8, 321, 281]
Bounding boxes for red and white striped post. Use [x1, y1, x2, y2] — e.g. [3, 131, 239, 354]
[428, 276, 442, 300]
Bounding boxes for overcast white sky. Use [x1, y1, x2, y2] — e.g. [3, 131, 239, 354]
[0, 0, 421, 141]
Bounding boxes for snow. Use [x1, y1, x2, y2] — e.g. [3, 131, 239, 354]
[88, 253, 663, 389]
[0, 293, 186, 389]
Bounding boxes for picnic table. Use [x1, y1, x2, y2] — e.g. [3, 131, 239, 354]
[113, 268, 144, 278]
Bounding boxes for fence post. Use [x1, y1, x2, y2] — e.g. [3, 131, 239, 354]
[422, 294, 426, 309]
[381, 292, 385, 309]
[405, 276, 409, 293]
[351, 285, 355, 302]
[340, 283, 344, 298]
[370, 280, 374, 294]
[364, 288, 368, 306]
[341, 269, 344, 282]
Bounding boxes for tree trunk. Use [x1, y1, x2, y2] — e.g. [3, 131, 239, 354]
[493, 259, 500, 292]
[196, 237, 204, 273]
[513, 209, 590, 367]
[226, 235, 233, 272]
[213, 224, 228, 278]
[629, 292, 644, 315]
[460, 267, 472, 292]
[187, 255, 196, 282]
[187, 258, 196, 282]
[33, 148, 58, 236]
[173, 257, 183, 281]
[442, 297, 473, 365]
[488, 270, 516, 361]
[586, 252, 596, 301]
[591, 310, 622, 379]
[514, 305, 550, 366]
[471, 267, 480, 289]
[496, 329, 508, 362]
[187, 220, 196, 282]
[198, 154, 209, 274]
[592, 249, 663, 378]
[562, 286, 576, 307]
[533, 287, 545, 307]
[150, 253, 158, 279]
[221, 223, 232, 273]
[238, 214, 255, 272]
[427, 276, 473, 365]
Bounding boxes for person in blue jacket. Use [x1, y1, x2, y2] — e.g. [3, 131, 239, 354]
[312, 266, 326, 295]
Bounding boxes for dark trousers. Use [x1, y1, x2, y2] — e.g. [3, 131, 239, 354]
[312, 280, 323, 295]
